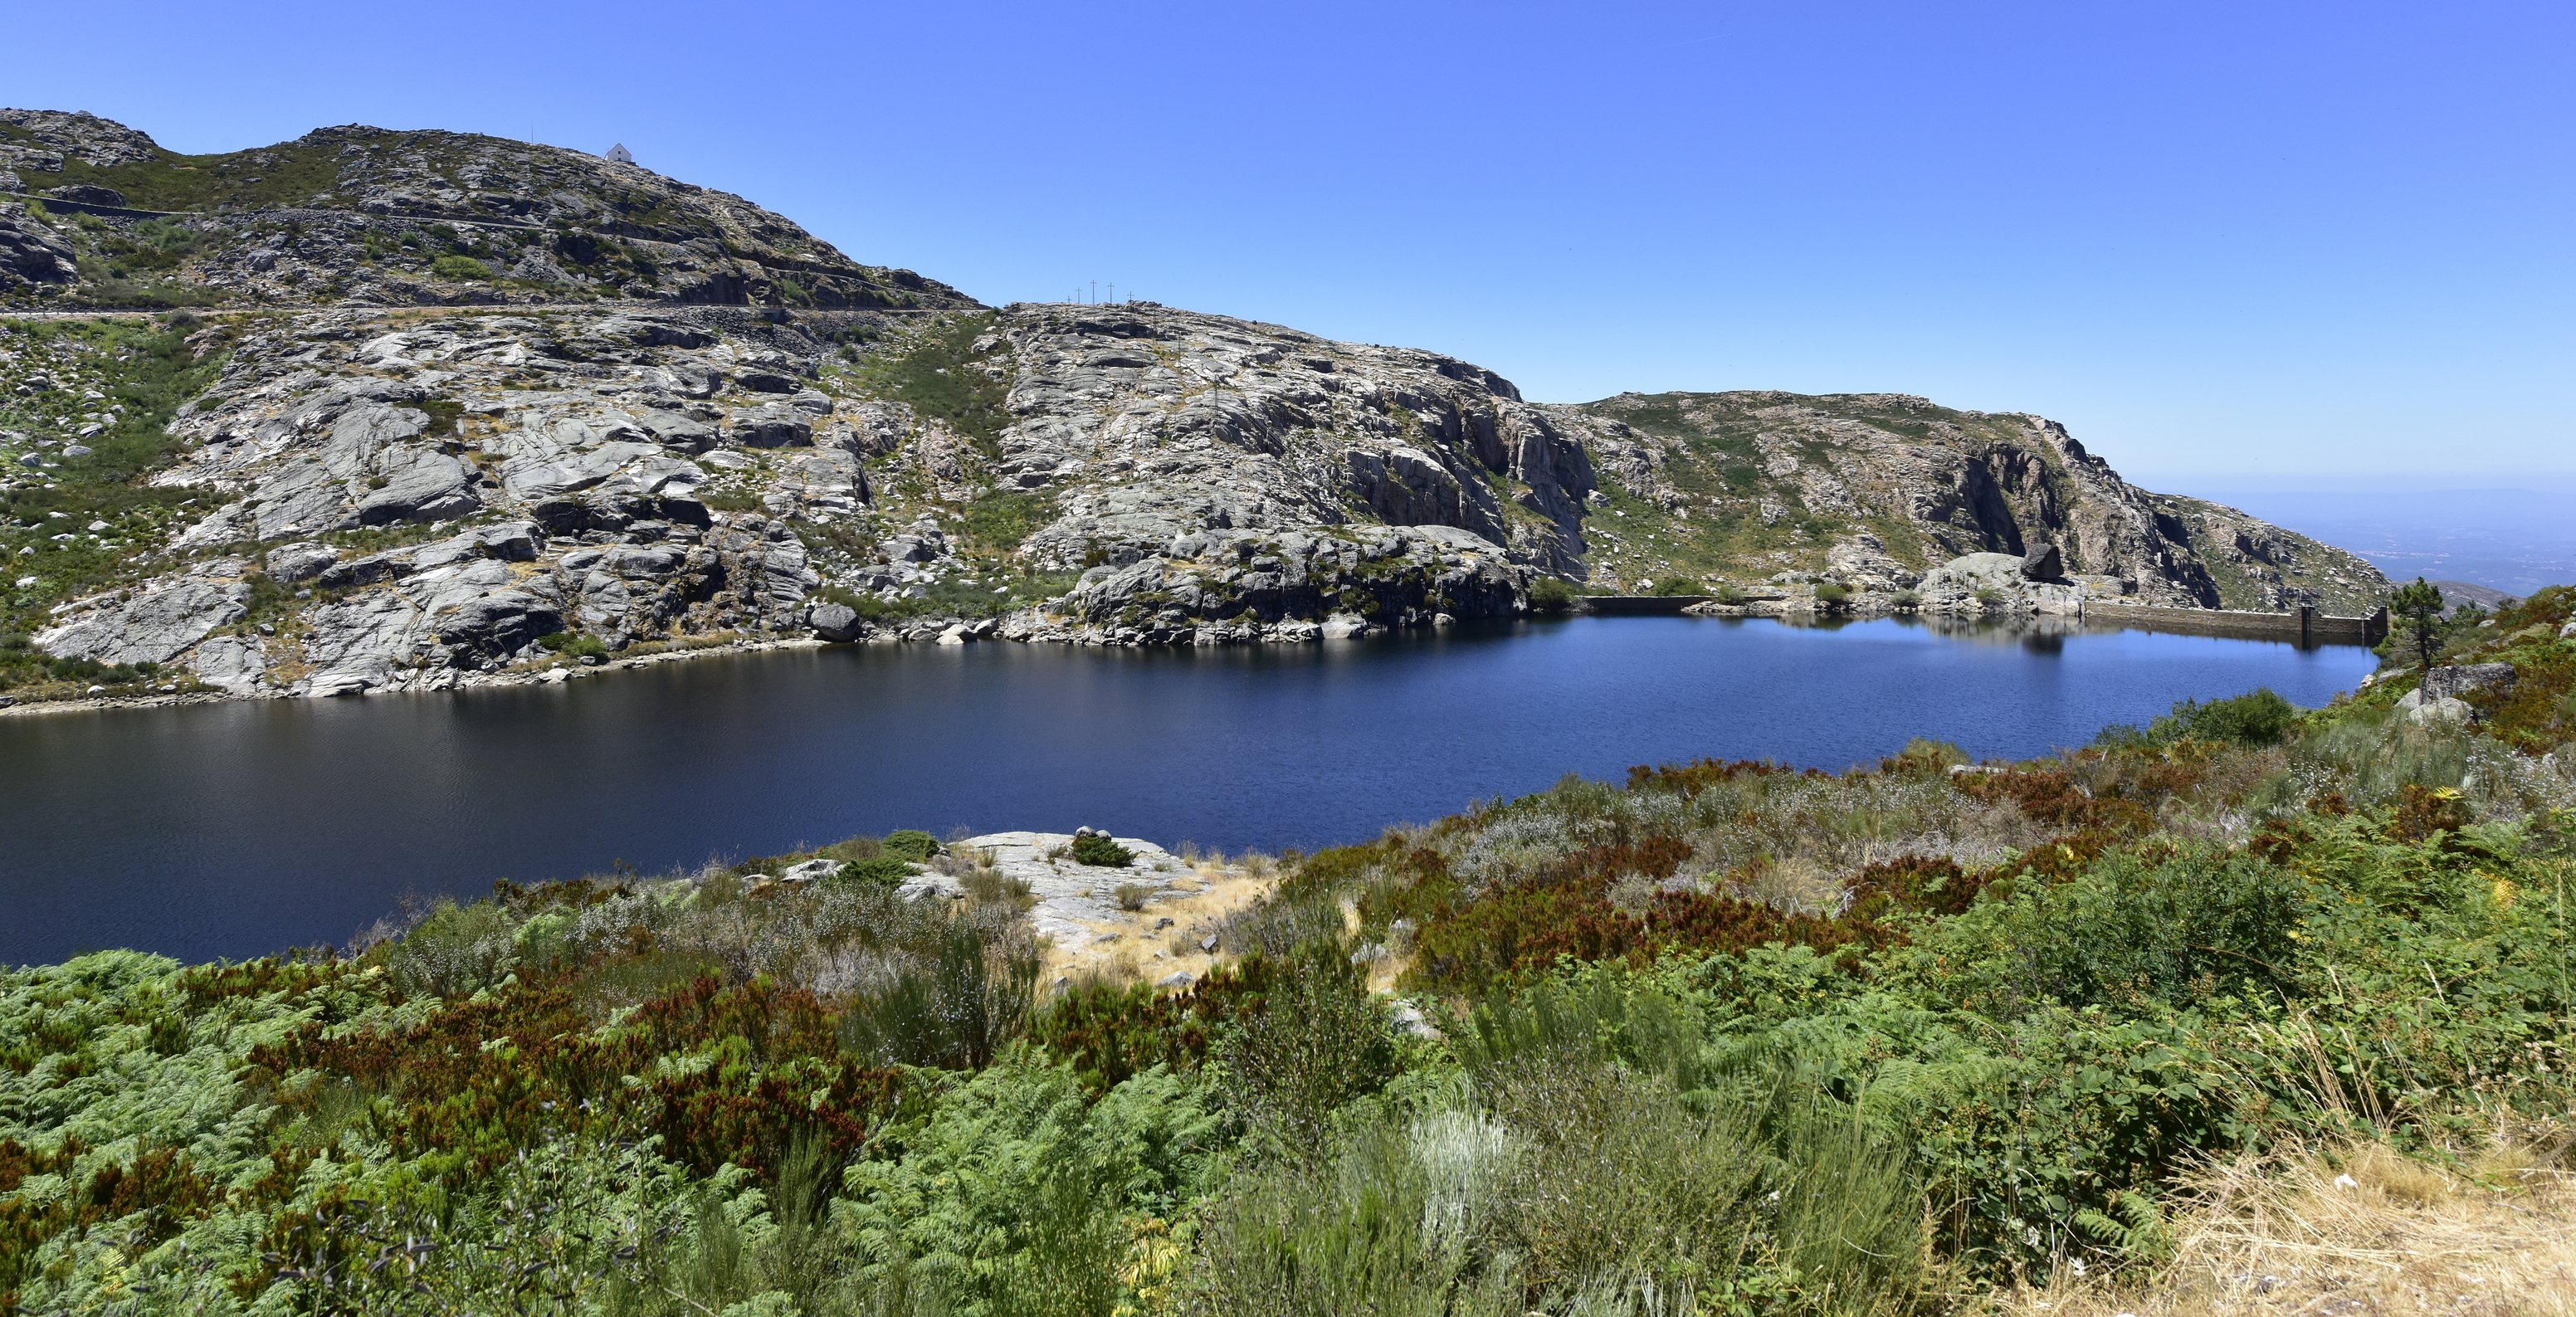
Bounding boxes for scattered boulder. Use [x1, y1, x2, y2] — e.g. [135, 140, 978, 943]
[2019, 543, 2065, 581]
[1155, 971, 1195, 990]
[777, 858, 842, 883]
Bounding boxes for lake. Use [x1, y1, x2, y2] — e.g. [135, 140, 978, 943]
[0, 615, 2378, 966]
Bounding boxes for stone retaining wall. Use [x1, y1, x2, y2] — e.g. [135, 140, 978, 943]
[2087, 602, 2386, 646]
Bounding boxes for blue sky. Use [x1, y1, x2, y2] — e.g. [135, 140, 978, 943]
[9, 0, 2570, 493]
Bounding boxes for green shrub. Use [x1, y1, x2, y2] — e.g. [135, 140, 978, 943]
[1527, 577, 1577, 615]
[379, 897, 520, 998]
[1910, 843, 2314, 1015]
[2095, 686, 2301, 749]
[1649, 576, 1701, 598]
[536, 631, 611, 660]
[884, 829, 941, 861]
[837, 920, 1039, 1069]
[839, 856, 914, 886]
[1071, 832, 1134, 867]
[2168, 686, 2300, 745]
[431, 254, 495, 280]
[959, 490, 1057, 553]
[1217, 951, 1398, 1154]
[854, 311, 1012, 452]
[1813, 582, 1852, 605]
[1891, 588, 1921, 608]
[1115, 882, 1154, 912]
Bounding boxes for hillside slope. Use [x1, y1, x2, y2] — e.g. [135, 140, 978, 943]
[0, 109, 975, 311]
[1552, 391, 2386, 613]
[0, 110, 2391, 703]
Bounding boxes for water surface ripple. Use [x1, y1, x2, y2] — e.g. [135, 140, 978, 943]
[0, 617, 2376, 965]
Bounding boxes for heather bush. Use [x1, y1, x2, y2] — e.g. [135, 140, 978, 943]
[1071, 832, 1134, 867]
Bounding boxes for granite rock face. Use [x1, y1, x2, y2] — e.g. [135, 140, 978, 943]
[34, 578, 248, 666]
[66, 307, 893, 695]
[983, 303, 1599, 579]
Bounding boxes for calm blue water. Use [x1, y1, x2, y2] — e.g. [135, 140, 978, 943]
[0, 616, 2376, 966]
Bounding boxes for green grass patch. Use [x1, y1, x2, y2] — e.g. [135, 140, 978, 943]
[851, 311, 1012, 453]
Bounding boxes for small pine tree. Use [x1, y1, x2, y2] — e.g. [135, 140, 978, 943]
[2388, 578, 2447, 681]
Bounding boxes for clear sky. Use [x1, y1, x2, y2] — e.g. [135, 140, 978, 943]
[9, 0, 2570, 494]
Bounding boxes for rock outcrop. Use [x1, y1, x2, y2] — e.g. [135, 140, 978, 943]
[984, 303, 1598, 578]
[1553, 393, 2386, 614]
[0, 202, 79, 288]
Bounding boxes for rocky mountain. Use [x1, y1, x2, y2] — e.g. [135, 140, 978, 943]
[0, 110, 2390, 705]
[0, 109, 975, 311]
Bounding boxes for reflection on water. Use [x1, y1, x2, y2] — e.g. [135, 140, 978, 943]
[0, 616, 2375, 965]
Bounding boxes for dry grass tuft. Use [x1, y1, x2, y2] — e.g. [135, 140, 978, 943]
[1995, 1137, 2576, 1315]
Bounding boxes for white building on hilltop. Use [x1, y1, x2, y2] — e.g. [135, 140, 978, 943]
[605, 144, 634, 164]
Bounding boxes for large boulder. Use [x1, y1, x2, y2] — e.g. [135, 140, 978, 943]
[807, 602, 864, 641]
[264, 542, 339, 584]
[2398, 690, 2479, 724]
[431, 589, 564, 665]
[637, 409, 719, 454]
[2420, 662, 2516, 702]
[2019, 543, 2065, 581]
